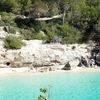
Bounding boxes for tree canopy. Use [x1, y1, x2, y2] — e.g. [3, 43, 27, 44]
[0, 0, 100, 43]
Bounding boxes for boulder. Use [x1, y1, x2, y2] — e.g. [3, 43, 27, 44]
[79, 56, 89, 67]
[95, 53, 100, 66]
[81, 57, 87, 67]
[69, 59, 80, 67]
[62, 62, 71, 70]
[89, 59, 95, 67]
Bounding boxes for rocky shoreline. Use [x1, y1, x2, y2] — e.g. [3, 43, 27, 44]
[0, 40, 93, 68]
[0, 27, 100, 72]
[0, 41, 100, 74]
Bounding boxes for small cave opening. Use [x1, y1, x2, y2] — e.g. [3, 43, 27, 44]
[6, 62, 10, 66]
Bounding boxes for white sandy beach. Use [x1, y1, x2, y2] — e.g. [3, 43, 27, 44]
[0, 67, 100, 74]
[0, 67, 32, 74]
[70, 67, 100, 72]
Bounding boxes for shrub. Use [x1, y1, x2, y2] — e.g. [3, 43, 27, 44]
[41, 23, 57, 42]
[19, 28, 46, 40]
[57, 23, 81, 44]
[0, 12, 15, 22]
[0, 20, 5, 26]
[8, 26, 17, 34]
[22, 32, 46, 40]
[20, 28, 32, 34]
[0, 12, 16, 27]
[61, 34, 81, 44]
[4, 36, 23, 49]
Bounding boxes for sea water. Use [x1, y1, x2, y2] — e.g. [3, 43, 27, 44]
[0, 72, 100, 100]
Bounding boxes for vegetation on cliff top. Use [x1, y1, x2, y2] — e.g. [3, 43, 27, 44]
[0, 0, 100, 44]
[4, 36, 24, 49]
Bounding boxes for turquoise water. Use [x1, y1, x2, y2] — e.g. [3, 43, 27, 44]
[0, 72, 100, 100]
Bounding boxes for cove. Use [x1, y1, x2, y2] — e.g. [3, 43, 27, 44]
[0, 72, 100, 100]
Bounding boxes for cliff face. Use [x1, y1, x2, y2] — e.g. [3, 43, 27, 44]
[0, 40, 92, 68]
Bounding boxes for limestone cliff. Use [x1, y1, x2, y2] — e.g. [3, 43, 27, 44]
[0, 40, 92, 68]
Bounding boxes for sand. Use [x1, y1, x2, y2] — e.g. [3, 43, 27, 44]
[0, 66, 100, 74]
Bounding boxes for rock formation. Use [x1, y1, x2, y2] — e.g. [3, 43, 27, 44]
[62, 62, 71, 70]
[0, 27, 96, 69]
[0, 39, 93, 69]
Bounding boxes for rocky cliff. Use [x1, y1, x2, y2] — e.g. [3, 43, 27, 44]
[0, 39, 93, 69]
[0, 27, 96, 69]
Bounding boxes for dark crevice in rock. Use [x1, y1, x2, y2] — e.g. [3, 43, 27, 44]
[6, 62, 10, 66]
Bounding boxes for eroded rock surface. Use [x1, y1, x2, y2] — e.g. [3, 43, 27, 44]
[0, 40, 92, 69]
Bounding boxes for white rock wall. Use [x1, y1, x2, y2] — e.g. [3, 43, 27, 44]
[0, 40, 91, 68]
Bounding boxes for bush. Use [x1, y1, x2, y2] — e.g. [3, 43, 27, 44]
[57, 23, 81, 44]
[15, 17, 42, 33]
[22, 32, 46, 40]
[41, 23, 57, 42]
[4, 36, 23, 49]
[8, 26, 17, 34]
[19, 28, 46, 40]
[0, 0, 19, 13]
[0, 20, 5, 26]
[61, 36, 80, 44]
[0, 12, 15, 22]
[0, 12, 17, 27]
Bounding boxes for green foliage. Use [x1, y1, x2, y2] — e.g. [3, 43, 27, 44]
[22, 33, 46, 40]
[41, 23, 56, 42]
[38, 95, 47, 100]
[37, 88, 48, 100]
[8, 26, 17, 34]
[95, 21, 100, 33]
[66, 0, 100, 42]
[19, 0, 32, 15]
[57, 23, 81, 44]
[31, 0, 49, 17]
[67, 1, 98, 31]
[0, 0, 99, 43]
[48, 3, 59, 16]
[0, 12, 15, 21]
[40, 88, 48, 94]
[96, 5, 100, 20]
[19, 28, 46, 40]
[0, 12, 16, 26]
[86, 0, 100, 7]
[4, 36, 23, 49]
[0, 0, 20, 13]
[20, 28, 33, 35]
[15, 17, 41, 32]
[0, 20, 5, 26]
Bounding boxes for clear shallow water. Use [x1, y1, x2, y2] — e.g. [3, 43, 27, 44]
[0, 72, 100, 100]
